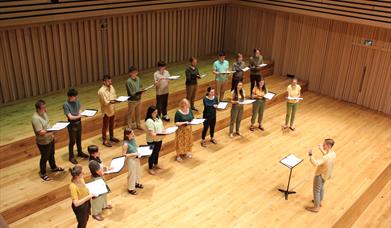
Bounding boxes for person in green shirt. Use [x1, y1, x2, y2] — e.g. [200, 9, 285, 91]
[145, 106, 165, 175]
[122, 128, 143, 195]
[126, 66, 144, 130]
[174, 99, 194, 162]
[32, 99, 64, 181]
[250, 79, 268, 131]
[213, 51, 230, 102]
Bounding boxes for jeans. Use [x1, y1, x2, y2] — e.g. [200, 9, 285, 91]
[37, 140, 57, 175]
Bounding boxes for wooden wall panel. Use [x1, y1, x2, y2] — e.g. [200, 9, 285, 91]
[0, 5, 227, 104]
[224, 5, 391, 115]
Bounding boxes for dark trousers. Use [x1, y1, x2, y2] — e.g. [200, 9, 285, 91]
[147, 141, 162, 169]
[156, 93, 168, 117]
[250, 74, 262, 92]
[37, 140, 57, 175]
[72, 201, 90, 228]
[102, 114, 115, 140]
[231, 78, 242, 91]
[202, 117, 216, 140]
[67, 121, 82, 159]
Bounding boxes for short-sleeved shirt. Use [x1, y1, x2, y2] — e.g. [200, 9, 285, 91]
[98, 85, 117, 116]
[63, 100, 81, 121]
[32, 112, 54, 145]
[124, 139, 138, 154]
[174, 109, 194, 122]
[69, 179, 89, 201]
[287, 84, 301, 103]
[213, 60, 229, 82]
[154, 70, 170, 95]
[145, 118, 164, 143]
[252, 87, 268, 99]
[89, 160, 102, 178]
[203, 96, 218, 119]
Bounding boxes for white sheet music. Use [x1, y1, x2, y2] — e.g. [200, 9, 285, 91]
[259, 63, 267, 67]
[115, 96, 129, 102]
[264, 92, 276, 100]
[242, 67, 250, 72]
[168, 75, 180, 80]
[238, 99, 255, 105]
[81, 109, 97, 117]
[217, 102, 228, 109]
[47, 122, 69, 131]
[157, 126, 178, 135]
[86, 178, 109, 197]
[280, 154, 302, 168]
[287, 97, 303, 101]
[138, 146, 153, 158]
[189, 118, 205, 125]
[104, 156, 126, 174]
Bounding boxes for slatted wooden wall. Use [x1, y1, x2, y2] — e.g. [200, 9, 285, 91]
[0, 5, 226, 104]
[225, 5, 391, 115]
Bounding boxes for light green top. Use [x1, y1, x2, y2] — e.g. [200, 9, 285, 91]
[145, 118, 164, 143]
[213, 60, 229, 82]
[31, 112, 54, 145]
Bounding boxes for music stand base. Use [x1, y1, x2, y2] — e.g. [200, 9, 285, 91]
[278, 188, 296, 200]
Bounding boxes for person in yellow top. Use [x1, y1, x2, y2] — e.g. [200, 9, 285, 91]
[306, 138, 336, 213]
[229, 81, 246, 138]
[250, 79, 268, 131]
[98, 75, 120, 147]
[284, 78, 301, 130]
[69, 165, 94, 228]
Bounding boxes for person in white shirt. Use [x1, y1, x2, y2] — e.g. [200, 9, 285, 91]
[306, 138, 336, 213]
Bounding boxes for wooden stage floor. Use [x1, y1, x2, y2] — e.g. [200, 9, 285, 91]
[8, 92, 391, 227]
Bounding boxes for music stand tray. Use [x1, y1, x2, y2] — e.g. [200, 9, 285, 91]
[279, 154, 303, 200]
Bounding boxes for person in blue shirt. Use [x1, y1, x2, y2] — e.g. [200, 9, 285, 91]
[122, 128, 143, 195]
[213, 51, 230, 102]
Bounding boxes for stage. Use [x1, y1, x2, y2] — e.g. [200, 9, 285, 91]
[8, 92, 391, 228]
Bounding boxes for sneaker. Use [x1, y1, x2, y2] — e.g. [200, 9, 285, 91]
[69, 158, 78, 164]
[110, 137, 120, 143]
[128, 189, 138, 195]
[77, 152, 89, 158]
[176, 156, 183, 162]
[210, 138, 217, 144]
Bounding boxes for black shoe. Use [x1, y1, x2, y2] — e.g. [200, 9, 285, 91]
[110, 137, 120, 143]
[128, 189, 138, 195]
[69, 158, 78, 164]
[51, 167, 64, 172]
[162, 116, 170, 122]
[135, 183, 144, 189]
[191, 107, 199, 112]
[78, 152, 89, 158]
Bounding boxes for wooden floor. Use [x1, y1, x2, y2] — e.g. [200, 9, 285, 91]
[8, 92, 391, 227]
[352, 181, 391, 228]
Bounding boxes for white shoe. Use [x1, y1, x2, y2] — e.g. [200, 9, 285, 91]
[176, 156, 183, 162]
[186, 152, 192, 159]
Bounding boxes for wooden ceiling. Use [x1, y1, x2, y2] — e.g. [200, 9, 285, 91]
[0, 0, 390, 28]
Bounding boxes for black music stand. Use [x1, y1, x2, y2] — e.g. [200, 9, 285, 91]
[278, 154, 303, 200]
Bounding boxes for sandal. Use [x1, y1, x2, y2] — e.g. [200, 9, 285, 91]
[210, 139, 217, 144]
[128, 189, 138, 195]
[51, 167, 64, 172]
[104, 204, 113, 209]
[249, 125, 254, 131]
[40, 174, 51, 181]
[201, 140, 207, 147]
[135, 183, 144, 189]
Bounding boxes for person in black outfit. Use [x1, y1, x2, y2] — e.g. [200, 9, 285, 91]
[185, 57, 201, 111]
[249, 48, 264, 92]
[201, 87, 219, 147]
